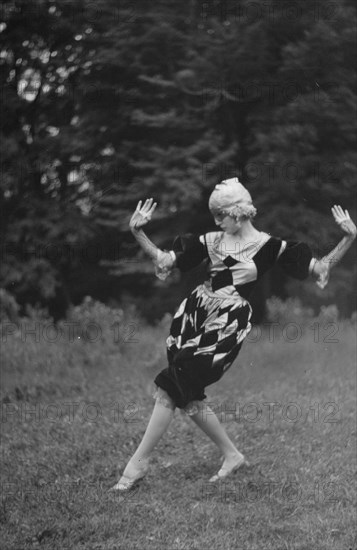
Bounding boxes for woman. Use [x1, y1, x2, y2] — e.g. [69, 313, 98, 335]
[112, 178, 356, 491]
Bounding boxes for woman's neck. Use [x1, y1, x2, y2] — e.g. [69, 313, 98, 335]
[224, 220, 261, 241]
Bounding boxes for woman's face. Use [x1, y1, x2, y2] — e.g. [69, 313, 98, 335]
[212, 211, 243, 234]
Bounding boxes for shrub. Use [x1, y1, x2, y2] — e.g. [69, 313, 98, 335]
[60, 295, 126, 346]
[58, 296, 145, 350]
[0, 288, 20, 323]
[317, 304, 339, 323]
[265, 296, 314, 326]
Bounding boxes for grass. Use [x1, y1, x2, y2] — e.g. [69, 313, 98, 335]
[1, 309, 356, 550]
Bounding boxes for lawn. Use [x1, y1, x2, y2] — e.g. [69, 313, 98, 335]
[1, 304, 356, 550]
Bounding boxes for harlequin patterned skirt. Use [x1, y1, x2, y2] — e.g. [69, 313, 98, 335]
[153, 282, 252, 415]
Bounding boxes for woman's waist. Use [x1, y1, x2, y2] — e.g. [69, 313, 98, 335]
[206, 268, 256, 298]
[200, 279, 248, 303]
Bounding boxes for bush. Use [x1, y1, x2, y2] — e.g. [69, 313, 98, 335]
[265, 296, 314, 326]
[60, 295, 126, 345]
[316, 304, 339, 323]
[24, 302, 52, 322]
[0, 288, 20, 322]
[265, 296, 344, 334]
[59, 295, 145, 350]
[350, 311, 357, 325]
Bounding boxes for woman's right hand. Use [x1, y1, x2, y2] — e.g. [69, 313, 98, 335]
[129, 198, 157, 231]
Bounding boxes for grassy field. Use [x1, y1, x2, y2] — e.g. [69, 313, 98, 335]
[1, 303, 356, 550]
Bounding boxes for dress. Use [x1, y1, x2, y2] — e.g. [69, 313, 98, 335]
[152, 231, 316, 415]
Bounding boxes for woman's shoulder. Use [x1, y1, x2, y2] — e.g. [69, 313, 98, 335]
[253, 234, 284, 271]
[258, 231, 275, 243]
[199, 231, 223, 244]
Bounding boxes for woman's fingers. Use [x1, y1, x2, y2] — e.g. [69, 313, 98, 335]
[332, 205, 347, 221]
[332, 204, 343, 213]
[332, 205, 351, 220]
[140, 198, 157, 218]
[131, 198, 158, 225]
[130, 198, 158, 229]
[141, 198, 153, 214]
[337, 206, 345, 218]
[331, 205, 357, 237]
[134, 199, 150, 214]
[148, 202, 157, 215]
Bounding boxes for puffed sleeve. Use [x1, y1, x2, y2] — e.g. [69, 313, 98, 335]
[172, 233, 209, 272]
[276, 240, 315, 280]
[153, 233, 209, 280]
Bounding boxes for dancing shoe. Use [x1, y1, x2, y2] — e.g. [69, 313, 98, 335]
[208, 453, 247, 482]
[110, 458, 150, 492]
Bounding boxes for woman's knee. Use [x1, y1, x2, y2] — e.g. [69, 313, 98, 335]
[154, 387, 176, 411]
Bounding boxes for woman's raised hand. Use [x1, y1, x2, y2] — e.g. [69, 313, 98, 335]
[331, 205, 357, 238]
[129, 198, 157, 230]
[312, 205, 356, 290]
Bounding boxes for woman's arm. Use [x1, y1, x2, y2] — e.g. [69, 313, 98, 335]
[129, 198, 176, 276]
[310, 205, 356, 289]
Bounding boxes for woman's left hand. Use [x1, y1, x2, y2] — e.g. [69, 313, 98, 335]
[331, 205, 357, 238]
[129, 198, 157, 231]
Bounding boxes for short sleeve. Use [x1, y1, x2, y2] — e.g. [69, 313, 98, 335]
[172, 233, 209, 272]
[276, 240, 314, 280]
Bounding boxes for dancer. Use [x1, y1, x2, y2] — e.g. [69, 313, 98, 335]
[112, 178, 356, 491]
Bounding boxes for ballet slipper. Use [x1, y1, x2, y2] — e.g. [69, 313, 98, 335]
[110, 458, 150, 492]
[208, 453, 247, 483]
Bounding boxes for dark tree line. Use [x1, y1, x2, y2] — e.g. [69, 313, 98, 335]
[1, 0, 356, 320]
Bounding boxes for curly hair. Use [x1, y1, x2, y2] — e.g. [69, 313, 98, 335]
[221, 203, 257, 221]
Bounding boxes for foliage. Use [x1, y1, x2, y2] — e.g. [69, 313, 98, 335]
[62, 295, 126, 346]
[266, 295, 343, 327]
[265, 295, 315, 325]
[0, 287, 20, 322]
[1, 0, 356, 318]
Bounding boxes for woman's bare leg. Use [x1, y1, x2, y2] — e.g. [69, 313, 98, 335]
[119, 391, 175, 479]
[189, 402, 244, 478]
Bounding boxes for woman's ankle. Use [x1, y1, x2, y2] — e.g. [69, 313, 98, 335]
[223, 449, 244, 460]
[123, 456, 149, 476]
[130, 455, 150, 468]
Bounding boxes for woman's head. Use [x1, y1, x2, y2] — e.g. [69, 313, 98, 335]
[208, 177, 257, 230]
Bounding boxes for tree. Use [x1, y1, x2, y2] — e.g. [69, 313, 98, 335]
[1, 0, 355, 319]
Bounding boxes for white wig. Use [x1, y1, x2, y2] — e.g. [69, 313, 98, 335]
[208, 177, 257, 220]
